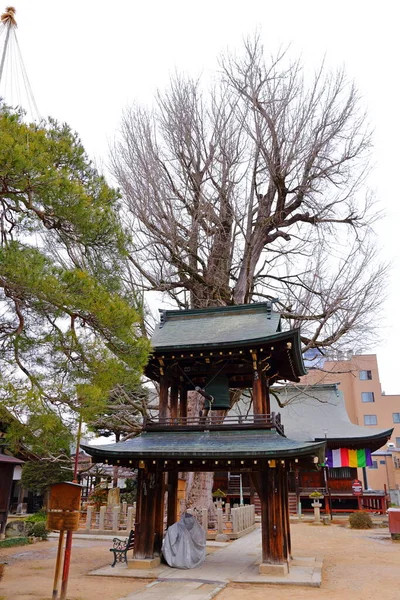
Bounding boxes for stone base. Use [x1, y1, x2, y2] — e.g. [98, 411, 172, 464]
[259, 562, 289, 576]
[128, 557, 160, 569]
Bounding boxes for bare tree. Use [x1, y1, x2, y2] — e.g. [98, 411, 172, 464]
[111, 36, 387, 507]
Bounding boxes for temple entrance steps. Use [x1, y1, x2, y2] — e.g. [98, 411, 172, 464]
[249, 492, 297, 516]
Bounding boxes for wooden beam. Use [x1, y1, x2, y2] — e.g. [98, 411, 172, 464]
[134, 470, 158, 559]
[154, 472, 166, 556]
[252, 369, 263, 416]
[260, 465, 287, 565]
[159, 376, 169, 419]
[170, 383, 179, 419]
[167, 470, 179, 528]
[179, 386, 188, 418]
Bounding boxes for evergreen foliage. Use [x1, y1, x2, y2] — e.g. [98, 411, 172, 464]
[0, 106, 150, 457]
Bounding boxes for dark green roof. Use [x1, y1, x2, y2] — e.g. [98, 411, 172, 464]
[82, 429, 324, 461]
[151, 303, 282, 351]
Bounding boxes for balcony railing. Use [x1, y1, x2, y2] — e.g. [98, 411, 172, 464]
[143, 413, 284, 435]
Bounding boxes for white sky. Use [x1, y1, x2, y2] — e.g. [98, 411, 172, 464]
[1, 1, 400, 392]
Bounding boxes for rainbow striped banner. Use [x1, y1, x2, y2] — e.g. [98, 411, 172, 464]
[326, 448, 372, 468]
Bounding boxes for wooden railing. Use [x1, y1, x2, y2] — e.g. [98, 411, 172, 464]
[143, 413, 284, 435]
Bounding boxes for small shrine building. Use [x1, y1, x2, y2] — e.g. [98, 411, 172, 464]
[83, 303, 326, 574]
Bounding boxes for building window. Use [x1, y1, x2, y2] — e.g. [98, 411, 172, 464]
[359, 370, 372, 380]
[361, 392, 375, 403]
[364, 414, 377, 425]
[369, 460, 378, 469]
[379, 460, 386, 465]
[396, 437, 400, 447]
[393, 413, 400, 423]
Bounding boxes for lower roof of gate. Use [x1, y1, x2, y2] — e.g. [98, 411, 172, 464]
[82, 429, 325, 462]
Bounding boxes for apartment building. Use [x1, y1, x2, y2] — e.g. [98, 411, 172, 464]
[300, 354, 400, 494]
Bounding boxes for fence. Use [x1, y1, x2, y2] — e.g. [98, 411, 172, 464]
[78, 501, 256, 539]
[191, 503, 256, 540]
[79, 502, 136, 534]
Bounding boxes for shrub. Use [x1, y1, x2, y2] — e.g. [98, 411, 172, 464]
[309, 490, 323, 498]
[0, 537, 30, 548]
[31, 521, 49, 539]
[349, 511, 373, 529]
[24, 509, 47, 525]
[87, 486, 108, 510]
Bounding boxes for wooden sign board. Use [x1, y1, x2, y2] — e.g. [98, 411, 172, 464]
[351, 479, 363, 496]
[48, 482, 82, 511]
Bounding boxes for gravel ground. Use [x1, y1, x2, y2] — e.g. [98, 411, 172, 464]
[0, 520, 399, 600]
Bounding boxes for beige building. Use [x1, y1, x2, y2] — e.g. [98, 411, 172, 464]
[300, 354, 400, 497]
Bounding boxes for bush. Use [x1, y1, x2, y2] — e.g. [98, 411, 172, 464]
[24, 509, 47, 524]
[25, 520, 49, 539]
[87, 486, 108, 510]
[349, 511, 373, 529]
[0, 537, 30, 548]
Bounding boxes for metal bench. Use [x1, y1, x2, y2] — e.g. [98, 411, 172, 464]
[110, 529, 135, 567]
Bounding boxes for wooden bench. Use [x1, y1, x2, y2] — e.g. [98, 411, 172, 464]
[110, 529, 135, 567]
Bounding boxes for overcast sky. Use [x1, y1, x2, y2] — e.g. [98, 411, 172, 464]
[1, 0, 399, 392]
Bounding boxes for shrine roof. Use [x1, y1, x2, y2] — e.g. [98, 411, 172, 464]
[151, 302, 285, 351]
[0, 453, 24, 464]
[82, 429, 325, 461]
[269, 384, 393, 451]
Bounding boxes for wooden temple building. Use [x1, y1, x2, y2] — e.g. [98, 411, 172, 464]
[83, 303, 327, 574]
[270, 384, 393, 514]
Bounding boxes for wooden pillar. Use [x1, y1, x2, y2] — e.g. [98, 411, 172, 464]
[154, 472, 166, 556]
[170, 382, 179, 420]
[179, 386, 188, 419]
[167, 470, 178, 527]
[260, 464, 287, 565]
[280, 465, 291, 559]
[159, 376, 169, 420]
[253, 368, 263, 418]
[263, 376, 271, 415]
[134, 467, 144, 558]
[134, 470, 158, 559]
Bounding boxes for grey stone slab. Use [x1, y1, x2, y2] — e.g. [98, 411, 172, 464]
[90, 528, 322, 594]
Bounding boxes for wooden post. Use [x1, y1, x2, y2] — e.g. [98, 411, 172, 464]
[252, 368, 263, 418]
[154, 472, 166, 556]
[260, 465, 287, 566]
[167, 471, 178, 528]
[170, 382, 179, 420]
[133, 468, 144, 558]
[134, 470, 158, 559]
[263, 376, 271, 415]
[180, 386, 188, 419]
[52, 530, 64, 600]
[159, 376, 169, 420]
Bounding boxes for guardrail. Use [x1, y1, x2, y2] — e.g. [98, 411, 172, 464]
[143, 413, 284, 435]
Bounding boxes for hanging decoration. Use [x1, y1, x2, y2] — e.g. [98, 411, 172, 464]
[326, 448, 373, 468]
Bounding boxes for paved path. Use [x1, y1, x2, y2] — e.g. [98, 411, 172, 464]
[89, 528, 322, 600]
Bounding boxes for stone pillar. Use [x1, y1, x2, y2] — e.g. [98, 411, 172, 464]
[231, 508, 239, 534]
[85, 506, 93, 531]
[112, 505, 120, 531]
[99, 506, 106, 531]
[126, 506, 134, 532]
[217, 508, 224, 534]
[202, 508, 208, 532]
[122, 501, 128, 515]
[312, 500, 322, 523]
